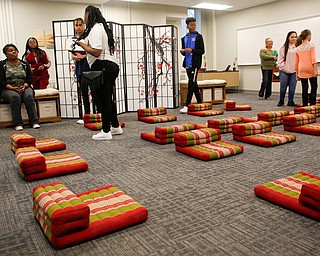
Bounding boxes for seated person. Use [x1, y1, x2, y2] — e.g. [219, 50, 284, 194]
[0, 44, 40, 131]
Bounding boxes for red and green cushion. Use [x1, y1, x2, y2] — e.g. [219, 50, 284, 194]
[35, 138, 66, 153]
[258, 110, 289, 119]
[225, 104, 252, 111]
[208, 117, 242, 133]
[224, 100, 236, 108]
[83, 114, 102, 123]
[242, 117, 258, 123]
[299, 183, 320, 210]
[34, 182, 148, 250]
[283, 113, 316, 127]
[233, 131, 296, 147]
[254, 172, 320, 221]
[11, 132, 36, 149]
[16, 147, 46, 176]
[232, 121, 272, 136]
[195, 123, 208, 129]
[84, 121, 125, 131]
[187, 103, 212, 111]
[140, 132, 174, 145]
[294, 105, 320, 117]
[174, 128, 221, 147]
[154, 123, 197, 139]
[175, 140, 244, 161]
[187, 109, 224, 117]
[137, 107, 167, 117]
[138, 115, 177, 123]
[284, 122, 320, 136]
[33, 182, 90, 237]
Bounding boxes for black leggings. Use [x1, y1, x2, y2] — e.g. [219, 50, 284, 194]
[300, 77, 318, 106]
[91, 59, 120, 133]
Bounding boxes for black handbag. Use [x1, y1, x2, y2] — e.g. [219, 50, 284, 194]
[82, 70, 104, 93]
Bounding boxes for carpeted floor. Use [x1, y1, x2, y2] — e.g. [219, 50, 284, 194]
[0, 92, 319, 256]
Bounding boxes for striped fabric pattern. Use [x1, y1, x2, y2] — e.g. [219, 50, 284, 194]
[224, 100, 236, 108]
[258, 110, 289, 119]
[187, 103, 212, 111]
[294, 106, 320, 117]
[283, 113, 316, 127]
[226, 104, 252, 111]
[137, 107, 167, 117]
[138, 115, 177, 123]
[242, 117, 258, 123]
[154, 123, 197, 139]
[254, 172, 320, 221]
[140, 132, 174, 144]
[208, 117, 242, 133]
[174, 128, 221, 147]
[284, 122, 320, 135]
[16, 147, 46, 171]
[232, 121, 271, 136]
[187, 109, 224, 117]
[11, 132, 36, 148]
[83, 114, 102, 123]
[234, 132, 296, 147]
[35, 138, 66, 153]
[45, 152, 88, 170]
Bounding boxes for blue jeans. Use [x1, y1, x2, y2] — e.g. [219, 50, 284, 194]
[279, 70, 297, 103]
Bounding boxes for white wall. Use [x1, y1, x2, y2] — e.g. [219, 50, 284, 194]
[216, 0, 320, 93]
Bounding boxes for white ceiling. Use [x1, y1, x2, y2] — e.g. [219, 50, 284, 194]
[43, 0, 279, 12]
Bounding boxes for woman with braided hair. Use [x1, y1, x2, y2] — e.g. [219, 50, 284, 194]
[75, 5, 122, 140]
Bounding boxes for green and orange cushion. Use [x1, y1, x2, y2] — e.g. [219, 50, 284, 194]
[299, 183, 320, 211]
[34, 182, 148, 250]
[140, 132, 174, 145]
[35, 138, 66, 153]
[137, 107, 167, 117]
[208, 117, 243, 133]
[284, 122, 320, 136]
[11, 133, 36, 150]
[187, 109, 224, 117]
[258, 110, 289, 125]
[294, 105, 320, 117]
[174, 128, 221, 147]
[242, 117, 258, 123]
[195, 123, 208, 129]
[83, 113, 102, 123]
[84, 121, 126, 131]
[225, 104, 252, 111]
[16, 147, 46, 176]
[138, 115, 177, 123]
[33, 182, 90, 238]
[187, 103, 212, 111]
[232, 121, 272, 136]
[233, 131, 296, 147]
[283, 113, 316, 127]
[175, 140, 244, 161]
[254, 172, 320, 221]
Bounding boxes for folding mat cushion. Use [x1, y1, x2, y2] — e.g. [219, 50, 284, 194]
[84, 121, 126, 131]
[242, 117, 258, 123]
[208, 116, 243, 133]
[34, 182, 148, 250]
[11, 133, 36, 150]
[254, 172, 320, 221]
[188, 103, 212, 111]
[299, 183, 320, 211]
[224, 100, 252, 111]
[294, 105, 320, 117]
[257, 110, 289, 125]
[175, 140, 244, 161]
[282, 113, 316, 127]
[83, 114, 102, 123]
[224, 100, 236, 109]
[140, 132, 174, 145]
[35, 138, 66, 153]
[174, 128, 221, 147]
[138, 115, 177, 123]
[187, 109, 224, 117]
[232, 121, 272, 136]
[16, 147, 46, 176]
[284, 123, 320, 136]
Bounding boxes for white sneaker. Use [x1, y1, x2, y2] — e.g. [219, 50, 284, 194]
[92, 130, 112, 140]
[33, 124, 40, 129]
[77, 119, 84, 124]
[180, 106, 188, 114]
[15, 125, 23, 131]
[111, 126, 123, 135]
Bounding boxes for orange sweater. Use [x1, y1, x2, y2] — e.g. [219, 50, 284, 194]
[294, 43, 317, 78]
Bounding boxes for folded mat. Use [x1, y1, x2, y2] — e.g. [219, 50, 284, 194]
[242, 117, 258, 123]
[187, 103, 212, 111]
[140, 132, 174, 145]
[258, 110, 289, 120]
[294, 106, 320, 117]
[284, 123, 320, 136]
[224, 100, 236, 108]
[137, 107, 167, 117]
[233, 131, 296, 147]
[11, 133, 36, 149]
[254, 172, 320, 221]
[175, 140, 244, 161]
[34, 182, 148, 250]
[84, 121, 125, 131]
[282, 113, 316, 127]
[154, 123, 197, 139]
[232, 121, 272, 136]
[16, 147, 47, 176]
[225, 105, 252, 111]
[174, 128, 221, 147]
[138, 115, 177, 123]
[187, 109, 224, 117]
[208, 117, 242, 133]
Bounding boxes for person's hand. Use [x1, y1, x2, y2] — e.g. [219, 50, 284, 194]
[73, 53, 82, 61]
[185, 48, 193, 53]
[31, 67, 35, 71]
[180, 49, 185, 54]
[296, 75, 300, 81]
[38, 65, 45, 71]
[273, 56, 277, 61]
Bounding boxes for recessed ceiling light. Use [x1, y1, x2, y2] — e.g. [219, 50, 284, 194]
[192, 3, 233, 10]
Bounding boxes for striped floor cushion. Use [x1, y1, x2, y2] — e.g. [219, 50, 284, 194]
[137, 107, 167, 117]
[140, 132, 174, 145]
[232, 121, 272, 136]
[175, 140, 244, 161]
[294, 106, 320, 117]
[258, 110, 289, 126]
[284, 123, 320, 136]
[283, 113, 316, 127]
[35, 138, 66, 153]
[188, 103, 212, 111]
[225, 104, 252, 111]
[254, 172, 320, 221]
[34, 182, 148, 250]
[224, 100, 236, 108]
[187, 109, 224, 117]
[242, 117, 258, 123]
[233, 131, 296, 147]
[83, 113, 102, 123]
[208, 117, 243, 133]
[11, 133, 36, 150]
[84, 121, 126, 131]
[138, 115, 177, 123]
[174, 128, 221, 147]
[16, 147, 46, 176]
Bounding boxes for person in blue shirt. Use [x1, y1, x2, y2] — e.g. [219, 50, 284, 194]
[180, 17, 205, 113]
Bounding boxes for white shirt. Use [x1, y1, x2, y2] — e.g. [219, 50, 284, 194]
[85, 23, 117, 67]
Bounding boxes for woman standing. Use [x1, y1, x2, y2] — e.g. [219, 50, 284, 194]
[22, 37, 51, 90]
[75, 5, 122, 140]
[277, 31, 297, 107]
[258, 38, 278, 99]
[0, 44, 40, 131]
[294, 29, 318, 106]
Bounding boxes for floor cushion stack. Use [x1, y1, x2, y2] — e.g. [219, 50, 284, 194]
[224, 100, 252, 111]
[294, 105, 320, 117]
[16, 147, 88, 181]
[257, 110, 289, 126]
[187, 103, 224, 117]
[83, 114, 125, 131]
[137, 107, 177, 123]
[232, 121, 296, 147]
[140, 123, 198, 144]
[207, 116, 243, 133]
[283, 113, 320, 135]
[242, 117, 258, 123]
[174, 128, 244, 161]
[11, 133, 66, 153]
[33, 182, 148, 250]
[254, 172, 320, 221]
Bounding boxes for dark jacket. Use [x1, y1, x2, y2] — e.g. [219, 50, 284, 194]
[181, 32, 205, 68]
[0, 59, 33, 96]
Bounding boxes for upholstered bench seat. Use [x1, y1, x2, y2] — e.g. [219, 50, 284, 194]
[33, 182, 148, 250]
[254, 172, 320, 221]
[137, 107, 177, 123]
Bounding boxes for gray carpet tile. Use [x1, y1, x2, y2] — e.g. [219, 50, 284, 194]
[0, 92, 320, 256]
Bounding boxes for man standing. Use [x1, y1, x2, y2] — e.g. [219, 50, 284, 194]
[180, 17, 205, 113]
